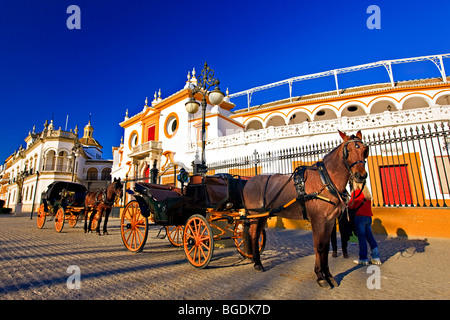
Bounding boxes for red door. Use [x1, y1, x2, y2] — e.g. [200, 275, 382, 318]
[147, 125, 155, 141]
[379, 165, 412, 205]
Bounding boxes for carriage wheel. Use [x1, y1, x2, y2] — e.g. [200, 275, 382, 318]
[68, 214, 78, 228]
[55, 207, 65, 233]
[91, 212, 100, 231]
[121, 200, 148, 253]
[183, 214, 214, 269]
[233, 221, 266, 258]
[166, 225, 184, 247]
[37, 204, 46, 229]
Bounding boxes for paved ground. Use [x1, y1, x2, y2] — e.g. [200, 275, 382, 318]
[0, 214, 449, 301]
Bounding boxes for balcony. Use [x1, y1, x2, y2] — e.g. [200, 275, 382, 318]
[42, 164, 72, 173]
[129, 140, 163, 160]
[188, 105, 450, 151]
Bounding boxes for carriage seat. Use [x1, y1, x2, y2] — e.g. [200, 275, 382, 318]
[135, 182, 182, 202]
[192, 174, 248, 209]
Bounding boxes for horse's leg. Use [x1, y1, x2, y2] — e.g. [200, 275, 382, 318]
[312, 216, 334, 288]
[103, 207, 111, 235]
[313, 214, 339, 288]
[312, 229, 328, 288]
[322, 221, 338, 288]
[87, 208, 95, 233]
[248, 217, 267, 272]
[83, 207, 89, 233]
[95, 206, 103, 235]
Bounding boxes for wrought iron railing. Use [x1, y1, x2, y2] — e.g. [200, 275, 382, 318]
[207, 122, 450, 207]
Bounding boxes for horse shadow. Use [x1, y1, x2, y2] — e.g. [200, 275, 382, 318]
[333, 219, 429, 285]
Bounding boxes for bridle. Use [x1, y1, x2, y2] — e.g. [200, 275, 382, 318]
[343, 139, 368, 202]
[343, 139, 368, 181]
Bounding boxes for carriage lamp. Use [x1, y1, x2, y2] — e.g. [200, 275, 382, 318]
[185, 62, 225, 174]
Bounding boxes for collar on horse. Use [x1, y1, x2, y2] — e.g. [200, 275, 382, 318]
[292, 161, 348, 220]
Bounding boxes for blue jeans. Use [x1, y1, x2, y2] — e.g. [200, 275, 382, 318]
[354, 216, 379, 260]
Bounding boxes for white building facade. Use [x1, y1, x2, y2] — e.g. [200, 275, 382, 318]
[112, 55, 450, 195]
[0, 119, 113, 213]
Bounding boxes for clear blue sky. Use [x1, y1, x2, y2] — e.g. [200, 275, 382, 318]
[1, 0, 449, 162]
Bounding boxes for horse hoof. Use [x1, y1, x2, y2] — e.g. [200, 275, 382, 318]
[327, 276, 338, 288]
[254, 264, 265, 272]
[317, 279, 331, 289]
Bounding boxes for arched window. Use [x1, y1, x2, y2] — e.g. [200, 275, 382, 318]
[101, 168, 111, 181]
[87, 168, 98, 180]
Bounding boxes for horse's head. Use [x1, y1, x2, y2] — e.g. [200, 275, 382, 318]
[338, 130, 369, 183]
[111, 178, 123, 196]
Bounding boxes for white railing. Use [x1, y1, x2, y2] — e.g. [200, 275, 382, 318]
[188, 105, 450, 151]
[229, 53, 450, 109]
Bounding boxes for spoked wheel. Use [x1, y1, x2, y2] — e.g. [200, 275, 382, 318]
[233, 221, 266, 258]
[183, 214, 214, 269]
[121, 200, 148, 253]
[37, 204, 46, 229]
[68, 214, 78, 228]
[166, 225, 184, 247]
[91, 212, 100, 231]
[55, 207, 65, 233]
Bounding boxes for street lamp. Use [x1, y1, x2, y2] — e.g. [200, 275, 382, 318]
[69, 140, 81, 182]
[185, 62, 225, 174]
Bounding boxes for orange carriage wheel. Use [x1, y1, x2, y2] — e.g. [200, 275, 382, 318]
[55, 207, 65, 233]
[68, 214, 78, 228]
[166, 225, 184, 247]
[37, 204, 46, 229]
[121, 200, 148, 253]
[91, 212, 100, 231]
[183, 214, 214, 269]
[233, 221, 266, 258]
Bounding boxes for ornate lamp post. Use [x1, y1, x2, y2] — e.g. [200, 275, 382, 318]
[185, 62, 225, 174]
[68, 140, 81, 182]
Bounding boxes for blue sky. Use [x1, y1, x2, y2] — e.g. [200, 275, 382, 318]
[1, 0, 449, 162]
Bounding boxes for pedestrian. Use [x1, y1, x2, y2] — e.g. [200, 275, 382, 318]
[348, 184, 381, 265]
[330, 211, 350, 258]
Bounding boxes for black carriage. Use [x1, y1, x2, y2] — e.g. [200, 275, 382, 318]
[121, 172, 266, 268]
[36, 181, 87, 232]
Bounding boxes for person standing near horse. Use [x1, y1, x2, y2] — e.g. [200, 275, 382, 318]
[349, 184, 381, 265]
[330, 211, 350, 258]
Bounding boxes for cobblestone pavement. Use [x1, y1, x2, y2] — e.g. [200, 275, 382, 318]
[0, 215, 449, 300]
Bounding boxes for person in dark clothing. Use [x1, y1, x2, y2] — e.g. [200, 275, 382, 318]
[330, 211, 350, 258]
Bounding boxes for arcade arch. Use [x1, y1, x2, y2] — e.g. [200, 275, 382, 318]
[402, 95, 431, 110]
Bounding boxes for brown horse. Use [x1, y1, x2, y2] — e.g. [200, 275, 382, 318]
[242, 130, 368, 288]
[84, 178, 123, 235]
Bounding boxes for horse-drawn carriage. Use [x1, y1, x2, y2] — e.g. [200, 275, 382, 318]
[36, 179, 122, 234]
[121, 130, 369, 288]
[36, 181, 87, 232]
[121, 172, 266, 268]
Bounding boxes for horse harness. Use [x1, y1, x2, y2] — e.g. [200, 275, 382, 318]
[244, 139, 366, 220]
[88, 188, 117, 208]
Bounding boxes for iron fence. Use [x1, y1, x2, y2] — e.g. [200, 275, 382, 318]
[207, 122, 450, 207]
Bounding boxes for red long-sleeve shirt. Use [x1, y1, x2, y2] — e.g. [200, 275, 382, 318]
[348, 189, 372, 217]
